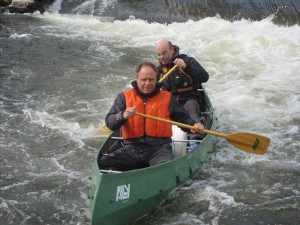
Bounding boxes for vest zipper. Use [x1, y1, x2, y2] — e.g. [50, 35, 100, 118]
[143, 100, 147, 136]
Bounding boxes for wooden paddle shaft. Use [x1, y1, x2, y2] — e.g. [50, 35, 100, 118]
[158, 65, 178, 83]
[135, 112, 270, 155]
[135, 112, 217, 136]
[136, 112, 260, 140]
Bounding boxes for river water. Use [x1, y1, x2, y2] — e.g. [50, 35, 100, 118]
[1, 0, 300, 224]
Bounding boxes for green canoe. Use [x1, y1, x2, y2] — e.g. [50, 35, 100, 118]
[88, 87, 217, 225]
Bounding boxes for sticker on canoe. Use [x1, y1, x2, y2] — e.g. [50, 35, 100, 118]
[116, 184, 130, 201]
[252, 138, 260, 151]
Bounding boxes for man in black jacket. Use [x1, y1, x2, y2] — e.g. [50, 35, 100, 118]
[98, 61, 204, 171]
[155, 39, 209, 146]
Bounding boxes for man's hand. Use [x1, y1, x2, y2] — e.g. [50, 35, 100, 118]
[191, 123, 204, 133]
[173, 58, 186, 69]
[123, 107, 137, 119]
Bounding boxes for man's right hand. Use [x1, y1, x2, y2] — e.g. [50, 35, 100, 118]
[123, 107, 137, 119]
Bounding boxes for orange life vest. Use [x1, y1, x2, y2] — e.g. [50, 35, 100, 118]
[122, 89, 172, 139]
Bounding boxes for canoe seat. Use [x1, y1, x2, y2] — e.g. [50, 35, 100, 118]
[171, 125, 187, 157]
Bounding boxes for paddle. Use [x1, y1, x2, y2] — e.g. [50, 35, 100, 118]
[135, 112, 270, 155]
[158, 65, 178, 83]
[91, 123, 112, 138]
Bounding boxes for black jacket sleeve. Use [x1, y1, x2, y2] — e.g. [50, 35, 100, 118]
[181, 54, 209, 83]
[168, 95, 197, 132]
[105, 93, 127, 131]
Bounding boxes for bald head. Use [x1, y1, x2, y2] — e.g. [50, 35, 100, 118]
[155, 39, 175, 65]
[156, 39, 172, 49]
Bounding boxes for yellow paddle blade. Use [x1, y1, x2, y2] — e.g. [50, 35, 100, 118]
[225, 132, 271, 155]
[101, 125, 112, 133]
[91, 125, 112, 138]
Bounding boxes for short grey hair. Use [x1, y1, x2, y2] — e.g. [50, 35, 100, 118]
[135, 61, 157, 78]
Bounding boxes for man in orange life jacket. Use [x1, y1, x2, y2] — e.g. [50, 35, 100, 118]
[155, 39, 209, 143]
[98, 61, 204, 172]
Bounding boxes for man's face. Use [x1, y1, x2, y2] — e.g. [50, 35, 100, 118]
[136, 65, 157, 94]
[156, 44, 174, 65]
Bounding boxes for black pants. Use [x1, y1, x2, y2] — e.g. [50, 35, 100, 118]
[98, 143, 174, 172]
[183, 99, 204, 140]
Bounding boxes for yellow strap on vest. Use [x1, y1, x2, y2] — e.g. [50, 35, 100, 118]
[179, 67, 193, 83]
[176, 86, 193, 93]
[161, 66, 194, 93]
